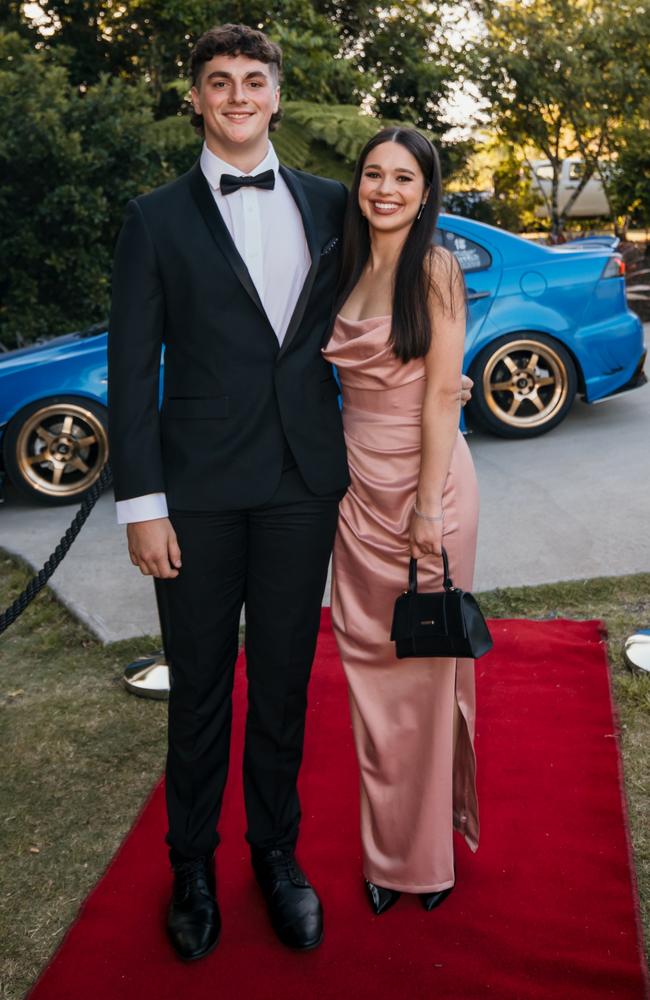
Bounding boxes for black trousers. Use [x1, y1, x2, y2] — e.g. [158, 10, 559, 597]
[155, 464, 342, 860]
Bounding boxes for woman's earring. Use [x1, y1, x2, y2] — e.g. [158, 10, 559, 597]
[416, 202, 426, 221]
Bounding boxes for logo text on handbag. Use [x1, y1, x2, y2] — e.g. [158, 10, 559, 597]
[420, 620, 436, 625]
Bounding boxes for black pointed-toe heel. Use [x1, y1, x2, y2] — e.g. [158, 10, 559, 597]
[365, 879, 401, 916]
[419, 886, 454, 912]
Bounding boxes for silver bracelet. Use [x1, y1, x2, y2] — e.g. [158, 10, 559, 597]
[413, 504, 444, 522]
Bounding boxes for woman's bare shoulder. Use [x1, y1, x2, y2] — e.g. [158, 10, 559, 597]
[426, 246, 464, 313]
[427, 244, 460, 276]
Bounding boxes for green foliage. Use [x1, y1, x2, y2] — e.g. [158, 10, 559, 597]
[490, 151, 545, 233]
[265, 14, 363, 105]
[0, 31, 178, 348]
[314, 0, 460, 136]
[284, 102, 392, 162]
[609, 104, 650, 227]
[468, 0, 650, 234]
[352, 3, 453, 134]
[148, 114, 201, 178]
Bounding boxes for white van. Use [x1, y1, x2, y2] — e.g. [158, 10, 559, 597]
[529, 159, 611, 218]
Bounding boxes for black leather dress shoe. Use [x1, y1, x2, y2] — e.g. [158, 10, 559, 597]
[167, 853, 221, 961]
[251, 848, 323, 950]
[419, 886, 454, 911]
[365, 880, 401, 916]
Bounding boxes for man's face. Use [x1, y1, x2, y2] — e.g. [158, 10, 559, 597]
[191, 54, 280, 156]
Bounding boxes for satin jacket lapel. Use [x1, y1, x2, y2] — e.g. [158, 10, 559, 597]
[277, 166, 322, 360]
[188, 161, 268, 322]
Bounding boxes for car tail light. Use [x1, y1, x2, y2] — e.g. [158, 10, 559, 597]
[601, 255, 625, 279]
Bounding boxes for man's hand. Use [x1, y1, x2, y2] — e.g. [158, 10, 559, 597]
[127, 518, 182, 579]
[460, 373, 473, 407]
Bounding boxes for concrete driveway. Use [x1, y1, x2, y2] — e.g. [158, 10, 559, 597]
[1, 334, 648, 642]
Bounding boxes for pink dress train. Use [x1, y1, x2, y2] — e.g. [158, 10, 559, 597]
[323, 314, 480, 893]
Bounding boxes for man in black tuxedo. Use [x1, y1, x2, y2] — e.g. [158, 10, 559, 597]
[109, 24, 348, 960]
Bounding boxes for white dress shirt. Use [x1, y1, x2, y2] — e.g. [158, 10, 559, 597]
[116, 141, 311, 525]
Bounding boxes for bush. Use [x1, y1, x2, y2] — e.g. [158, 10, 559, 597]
[0, 32, 196, 349]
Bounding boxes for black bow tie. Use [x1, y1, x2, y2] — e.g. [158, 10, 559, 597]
[220, 169, 275, 196]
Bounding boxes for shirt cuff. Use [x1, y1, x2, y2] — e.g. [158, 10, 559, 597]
[116, 493, 169, 524]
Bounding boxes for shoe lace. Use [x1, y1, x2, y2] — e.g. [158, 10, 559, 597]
[263, 849, 304, 883]
[175, 855, 211, 891]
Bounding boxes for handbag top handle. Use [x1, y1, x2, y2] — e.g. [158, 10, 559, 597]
[408, 547, 454, 593]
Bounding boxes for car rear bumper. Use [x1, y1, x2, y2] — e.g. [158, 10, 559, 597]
[580, 310, 646, 402]
[588, 349, 647, 403]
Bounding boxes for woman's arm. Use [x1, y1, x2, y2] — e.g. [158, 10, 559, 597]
[410, 248, 467, 559]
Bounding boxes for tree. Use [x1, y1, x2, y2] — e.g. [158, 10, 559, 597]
[468, 0, 650, 235]
[0, 31, 176, 347]
[318, 0, 458, 134]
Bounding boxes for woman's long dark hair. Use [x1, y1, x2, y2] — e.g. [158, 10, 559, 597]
[334, 127, 452, 363]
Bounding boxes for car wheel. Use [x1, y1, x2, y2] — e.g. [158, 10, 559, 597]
[3, 396, 109, 505]
[468, 333, 578, 438]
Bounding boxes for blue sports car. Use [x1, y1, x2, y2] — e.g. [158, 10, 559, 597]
[0, 215, 645, 504]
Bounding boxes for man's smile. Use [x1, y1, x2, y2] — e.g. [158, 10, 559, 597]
[223, 111, 255, 122]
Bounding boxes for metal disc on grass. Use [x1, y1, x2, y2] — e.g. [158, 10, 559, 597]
[623, 630, 650, 674]
[123, 654, 170, 700]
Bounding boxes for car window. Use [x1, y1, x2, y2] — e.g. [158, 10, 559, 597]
[434, 229, 492, 273]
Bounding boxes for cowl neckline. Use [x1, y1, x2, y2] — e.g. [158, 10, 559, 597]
[324, 313, 425, 387]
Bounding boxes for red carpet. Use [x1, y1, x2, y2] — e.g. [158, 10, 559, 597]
[28, 614, 648, 1000]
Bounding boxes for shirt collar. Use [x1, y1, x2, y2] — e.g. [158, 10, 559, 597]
[200, 142, 279, 192]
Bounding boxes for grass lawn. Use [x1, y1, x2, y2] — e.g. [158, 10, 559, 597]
[0, 549, 648, 999]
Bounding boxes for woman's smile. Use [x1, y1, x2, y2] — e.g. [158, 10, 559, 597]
[370, 200, 403, 215]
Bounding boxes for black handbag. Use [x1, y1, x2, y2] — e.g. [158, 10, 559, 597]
[390, 548, 493, 659]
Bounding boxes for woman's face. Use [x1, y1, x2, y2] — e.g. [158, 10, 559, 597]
[358, 141, 428, 234]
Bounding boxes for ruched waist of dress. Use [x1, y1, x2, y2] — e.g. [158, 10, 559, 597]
[340, 379, 426, 417]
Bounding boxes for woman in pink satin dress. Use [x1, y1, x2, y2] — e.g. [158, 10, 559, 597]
[322, 127, 480, 916]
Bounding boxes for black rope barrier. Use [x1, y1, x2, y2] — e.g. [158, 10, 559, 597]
[0, 463, 113, 637]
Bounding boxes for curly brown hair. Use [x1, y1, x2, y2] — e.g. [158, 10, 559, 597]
[189, 24, 283, 135]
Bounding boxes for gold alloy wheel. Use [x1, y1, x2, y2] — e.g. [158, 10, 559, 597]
[482, 338, 569, 429]
[15, 402, 108, 499]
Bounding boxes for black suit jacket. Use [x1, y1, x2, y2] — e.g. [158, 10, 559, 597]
[108, 161, 350, 510]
